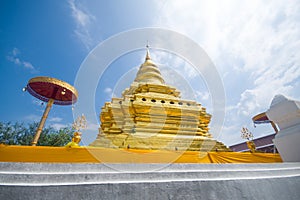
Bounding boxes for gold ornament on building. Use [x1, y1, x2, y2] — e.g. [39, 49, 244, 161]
[241, 127, 256, 153]
[66, 114, 87, 148]
[72, 114, 87, 131]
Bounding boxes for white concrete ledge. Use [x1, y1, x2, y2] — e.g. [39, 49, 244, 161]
[0, 162, 299, 200]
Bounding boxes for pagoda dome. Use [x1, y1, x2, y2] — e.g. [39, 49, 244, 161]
[133, 49, 165, 85]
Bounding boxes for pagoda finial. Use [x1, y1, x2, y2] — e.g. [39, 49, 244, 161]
[145, 41, 151, 61]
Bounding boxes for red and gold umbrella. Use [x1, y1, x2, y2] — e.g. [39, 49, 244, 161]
[26, 76, 78, 145]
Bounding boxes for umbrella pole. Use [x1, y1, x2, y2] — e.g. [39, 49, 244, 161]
[31, 99, 54, 146]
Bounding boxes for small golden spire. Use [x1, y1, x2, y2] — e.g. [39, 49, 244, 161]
[145, 41, 151, 61]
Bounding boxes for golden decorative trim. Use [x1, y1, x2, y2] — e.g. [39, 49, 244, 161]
[252, 112, 267, 122]
[28, 76, 78, 99]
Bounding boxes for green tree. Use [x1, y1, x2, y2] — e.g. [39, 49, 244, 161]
[0, 122, 73, 146]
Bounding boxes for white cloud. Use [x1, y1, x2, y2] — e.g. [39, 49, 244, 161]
[50, 123, 67, 130]
[8, 57, 20, 65]
[157, 0, 300, 145]
[12, 47, 20, 56]
[103, 87, 113, 101]
[104, 87, 112, 94]
[149, 50, 199, 80]
[49, 117, 63, 123]
[69, 0, 91, 27]
[22, 61, 35, 70]
[68, 0, 96, 50]
[86, 122, 99, 131]
[218, 125, 241, 145]
[7, 48, 38, 73]
[24, 115, 67, 130]
[195, 91, 210, 101]
[24, 114, 40, 122]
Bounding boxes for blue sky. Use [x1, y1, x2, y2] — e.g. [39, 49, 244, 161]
[0, 0, 299, 146]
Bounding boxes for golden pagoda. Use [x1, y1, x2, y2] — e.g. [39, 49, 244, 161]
[0, 48, 282, 164]
[90, 48, 230, 152]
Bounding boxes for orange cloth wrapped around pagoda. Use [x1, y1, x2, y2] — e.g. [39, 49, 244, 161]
[0, 145, 282, 163]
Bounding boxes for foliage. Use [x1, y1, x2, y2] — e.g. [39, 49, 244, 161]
[0, 122, 73, 146]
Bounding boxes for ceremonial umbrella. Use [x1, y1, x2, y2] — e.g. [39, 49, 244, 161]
[26, 77, 78, 146]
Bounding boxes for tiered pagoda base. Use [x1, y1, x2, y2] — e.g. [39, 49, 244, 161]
[90, 133, 228, 151]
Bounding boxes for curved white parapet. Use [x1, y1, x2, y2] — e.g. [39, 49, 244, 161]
[266, 95, 300, 162]
[273, 124, 300, 162]
[0, 162, 300, 199]
[267, 94, 300, 130]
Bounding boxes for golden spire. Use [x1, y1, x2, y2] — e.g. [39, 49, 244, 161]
[145, 42, 151, 61]
[129, 42, 165, 85]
